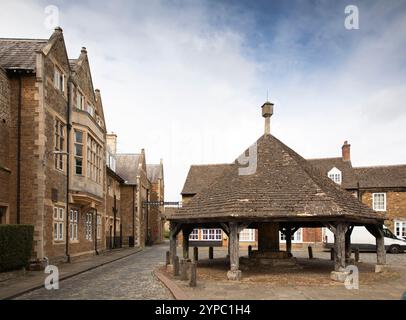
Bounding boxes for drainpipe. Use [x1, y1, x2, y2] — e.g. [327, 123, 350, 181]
[16, 74, 22, 224]
[65, 77, 72, 263]
[113, 194, 117, 248]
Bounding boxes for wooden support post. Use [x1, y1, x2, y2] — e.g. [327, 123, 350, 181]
[330, 248, 334, 261]
[248, 245, 252, 257]
[308, 245, 313, 259]
[227, 222, 241, 280]
[334, 223, 348, 271]
[375, 225, 387, 272]
[189, 261, 197, 287]
[173, 256, 180, 276]
[165, 251, 170, 266]
[345, 226, 353, 263]
[169, 222, 178, 265]
[180, 259, 188, 280]
[286, 228, 292, 256]
[182, 229, 191, 259]
[354, 248, 360, 262]
[193, 247, 198, 262]
[209, 246, 214, 260]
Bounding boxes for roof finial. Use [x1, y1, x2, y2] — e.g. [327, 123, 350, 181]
[261, 100, 274, 135]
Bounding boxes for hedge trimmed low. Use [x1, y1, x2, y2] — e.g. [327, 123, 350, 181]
[0, 225, 34, 272]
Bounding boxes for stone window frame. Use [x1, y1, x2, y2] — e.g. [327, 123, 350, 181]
[53, 206, 65, 242]
[372, 192, 386, 211]
[74, 129, 84, 176]
[86, 133, 103, 184]
[76, 88, 85, 111]
[85, 212, 93, 241]
[54, 118, 65, 171]
[96, 214, 102, 240]
[53, 65, 65, 94]
[69, 209, 79, 242]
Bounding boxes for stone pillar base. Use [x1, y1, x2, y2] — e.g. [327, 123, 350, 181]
[227, 270, 242, 281]
[330, 270, 350, 282]
[166, 264, 174, 273]
[375, 264, 388, 273]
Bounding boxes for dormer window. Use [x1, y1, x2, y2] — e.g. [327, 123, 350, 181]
[328, 167, 342, 184]
[54, 67, 65, 93]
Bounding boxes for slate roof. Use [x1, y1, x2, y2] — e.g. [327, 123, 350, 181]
[354, 165, 406, 189]
[181, 164, 233, 195]
[172, 134, 385, 222]
[147, 164, 163, 183]
[115, 154, 141, 185]
[307, 157, 359, 189]
[0, 38, 47, 70]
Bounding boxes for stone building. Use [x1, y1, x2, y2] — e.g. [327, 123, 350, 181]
[179, 120, 405, 249]
[147, 160, 165, 244]
[105, 133, 125, 248]
[0, 27, 108, 263]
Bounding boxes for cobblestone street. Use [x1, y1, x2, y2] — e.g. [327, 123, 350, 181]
[16, 244, 173, 300]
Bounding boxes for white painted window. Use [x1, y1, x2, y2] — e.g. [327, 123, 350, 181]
[85, 213, 93, 240]
[394, 220, 406, 238]
[279, 228, 303, 243]
[189, 229, 199, 240]
[239, 229, 255, 242]
[202, 229, 222, 241]
[328, 167, 342, 184]
[69, 209, 78, 241]
[372, 193, 386, 211]
[53, 207, 64, 241]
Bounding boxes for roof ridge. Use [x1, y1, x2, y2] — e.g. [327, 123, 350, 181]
[0, 38, 48, 42]
[307, 157, 342, 161]
[354, 164, 406, 169]
[191, 163, 232, 167]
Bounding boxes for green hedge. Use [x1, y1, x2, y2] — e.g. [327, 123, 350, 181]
[0, 225, 34, 272]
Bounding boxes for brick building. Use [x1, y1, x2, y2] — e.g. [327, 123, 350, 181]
[0, 28, 109, 263]
[180, 139, 405, 248]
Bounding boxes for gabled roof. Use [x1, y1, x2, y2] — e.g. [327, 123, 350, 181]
[308, 157, 358, 189]
[0, 38, 47, 70]
[172, 134, 384, 222]
[115, 154, 141, 185]
[147, 164, 163, 183]
[354, 165, 406, 189]
[181, 164, 233, 195]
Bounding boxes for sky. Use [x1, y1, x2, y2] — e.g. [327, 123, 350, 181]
[1, 0, 405, 201]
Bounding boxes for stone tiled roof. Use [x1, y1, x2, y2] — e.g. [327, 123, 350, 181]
[354, 165, 406, 189]
[0, 38, 47, 70]
[172, 134, 384, 222]
[115, 154, 141, 185]
[147, 164, 163, 183]
[181, 164, 233, 195]
[308, 157, 359, 189]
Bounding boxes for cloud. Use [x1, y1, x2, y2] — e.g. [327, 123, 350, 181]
[1, 0, 405, 200]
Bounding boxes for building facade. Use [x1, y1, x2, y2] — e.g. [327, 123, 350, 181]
[0, 28, 107, 264]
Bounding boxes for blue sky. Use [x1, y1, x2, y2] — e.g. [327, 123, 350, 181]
[1, 0, 405, 200]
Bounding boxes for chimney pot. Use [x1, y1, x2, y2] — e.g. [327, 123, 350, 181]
[81, 47, 87, 54]
[342, 141, 351, 161]
[54, 26, 63, 33]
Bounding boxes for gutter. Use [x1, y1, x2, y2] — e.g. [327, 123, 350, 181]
[65, 77, 72, 262]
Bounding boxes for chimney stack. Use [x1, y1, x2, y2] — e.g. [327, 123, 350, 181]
[261, 101, 274, 135]
[106, 133, 117, 155]
[342, 141, 351, 161]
